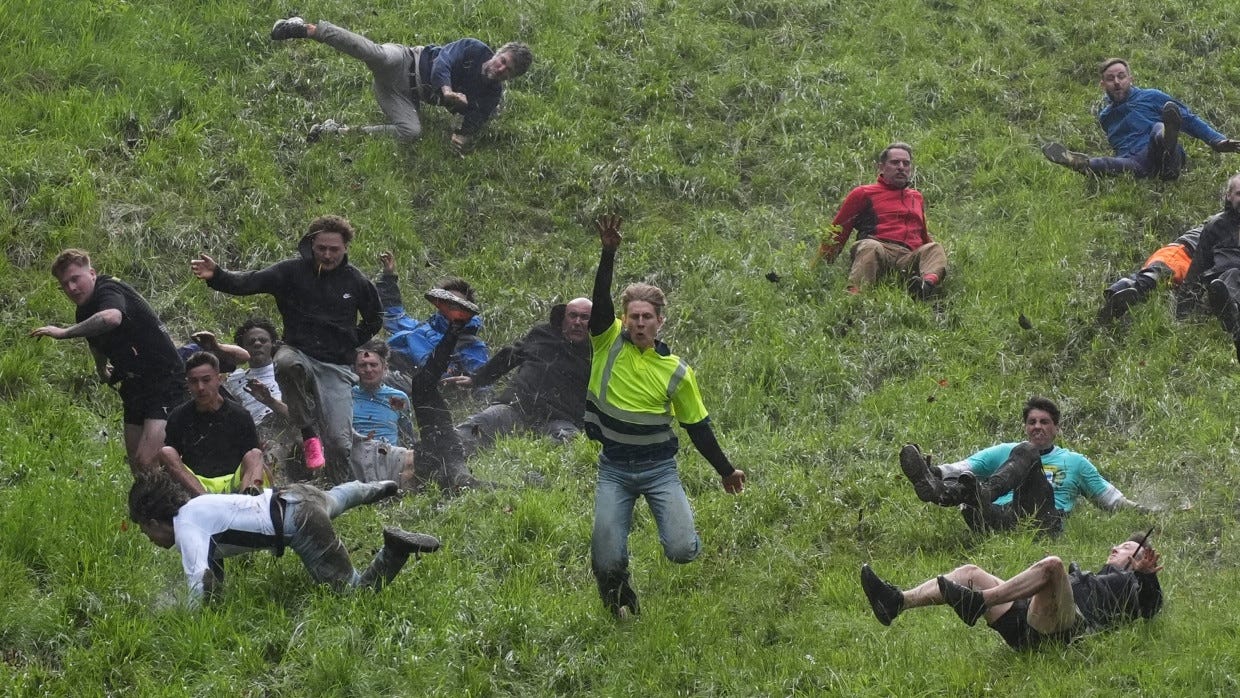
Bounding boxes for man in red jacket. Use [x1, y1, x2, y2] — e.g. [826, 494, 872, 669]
[818, 142, 948, 299]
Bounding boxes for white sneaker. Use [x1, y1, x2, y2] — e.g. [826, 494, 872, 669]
[307, 119, 340, 143]
[270, 17, 308, 41]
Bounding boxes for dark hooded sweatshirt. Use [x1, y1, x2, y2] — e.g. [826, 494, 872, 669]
[206, 234, 381, 365]
[470, 304, 591, 426]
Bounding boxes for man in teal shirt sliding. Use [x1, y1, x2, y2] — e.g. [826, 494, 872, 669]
[898, 396, 1152, 535]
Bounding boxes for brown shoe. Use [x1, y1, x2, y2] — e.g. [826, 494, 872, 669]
[1042, 142, 1090, 172]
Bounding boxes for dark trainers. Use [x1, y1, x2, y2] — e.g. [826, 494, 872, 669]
[383, 528, 441, 556]
[906, 277, 936, 301]
[270, 16, 308, 41]
[899, 444, 942, 503]
[1098, 285, 1140, 324]
[1161, 101, 1182, 150]
[1041, 142, 1090, 172]
[1208, 279, 1240, 335]
[937, 576, 987, 626]
[860, 564, 905, 626]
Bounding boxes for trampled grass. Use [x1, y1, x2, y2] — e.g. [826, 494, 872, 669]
[4, 0, 1240, 694]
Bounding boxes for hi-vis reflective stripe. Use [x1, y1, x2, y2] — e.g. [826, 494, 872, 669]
[583, 411, 675, 445]
[587, 391, 673, 426]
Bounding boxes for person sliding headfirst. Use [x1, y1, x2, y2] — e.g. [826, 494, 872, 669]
[898, 396, 1151, 535]
[191, 215, 382, 482]
[817, 142, 948, 299]
[269, 16, 532, 154]
[130, 472, 439, 606]
[585, 215, 746, 619]
[860, 532, 1163, 650]
[1043, 58, 1239, 180]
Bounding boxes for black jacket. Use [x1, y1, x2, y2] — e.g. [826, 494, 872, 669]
[206, 234, 381, 365]
[472, 304, 591, 426]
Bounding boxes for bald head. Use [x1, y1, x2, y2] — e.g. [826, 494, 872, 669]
[562, 297, 592, 342]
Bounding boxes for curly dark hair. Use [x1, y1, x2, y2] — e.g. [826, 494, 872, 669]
[129, 472, 191, 523]
[233, 317, 280, 346]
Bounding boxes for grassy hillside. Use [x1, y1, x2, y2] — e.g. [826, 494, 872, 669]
[4, 0, 1240, 694]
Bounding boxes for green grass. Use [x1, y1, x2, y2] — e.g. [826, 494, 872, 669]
[4, 0, 1240, 694]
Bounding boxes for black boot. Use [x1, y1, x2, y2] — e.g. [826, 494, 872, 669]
[899, 444, 944, 504]
[968, 442, 1041, 505]
[596, 569, 640, 619]
[358, 528, 441, 589]
[1208, 278, 1240, 336]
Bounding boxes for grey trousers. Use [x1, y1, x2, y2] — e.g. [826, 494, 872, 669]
[273, 345, 357, 482]
[313, 21, 423, 141]
[280, 481, 404, 590]
[456, 403, 580, 456]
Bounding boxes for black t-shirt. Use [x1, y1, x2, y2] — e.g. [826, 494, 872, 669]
[78, 276, 183, 383]
[1071, 564, 1163, 631]
[165, 398, 260, 478]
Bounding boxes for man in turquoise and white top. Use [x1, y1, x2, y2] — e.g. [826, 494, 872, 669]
[585, 215, 746, 619]
[898, 396, 1151, 535]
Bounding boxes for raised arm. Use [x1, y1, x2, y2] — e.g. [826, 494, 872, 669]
[590, 215, 622, 336]
[29, 309, 122, 341]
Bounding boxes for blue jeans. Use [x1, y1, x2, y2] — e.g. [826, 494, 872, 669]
[590, 455, 700, 607]
[1089, 122, 1185, 179]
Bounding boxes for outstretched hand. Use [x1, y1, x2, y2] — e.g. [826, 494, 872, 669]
[722, 468, 746, 494]
[1211, 138, 1240, 153]
[190, 254, 218, 280]
[450, 133, 472, 156]
[820, 242, 844, 264]
[29, 325, 68, 340]
[595, 214, 623, 252]
[244, 379, 274, 404]
[1133, 546, 1163, 574]
[379, 251, 396, 275]
[191, 331, 220, 351]
[441, 89, 469, 110]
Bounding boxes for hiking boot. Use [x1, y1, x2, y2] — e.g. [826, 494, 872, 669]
[303, 436, 326, 470]
[1207, 279, 1240, 335]
[270, 16, 308, 41]
[307, 119, 340, 143]
[1160, 103, 1180, 182]
[382, 528, 441, 556]
[899, 444, 944, 503]
[860, 564, 905, 626]
[1041, 142, 1090, 173]
[1098, 279, 1140, 324]
[906, 276, 937, 301]
[937, 576, 986, 626]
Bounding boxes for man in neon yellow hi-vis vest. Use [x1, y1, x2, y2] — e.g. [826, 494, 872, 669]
[585, 215, 747, 619]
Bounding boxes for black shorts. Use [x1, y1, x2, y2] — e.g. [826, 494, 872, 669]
[118, 373, 187, 426]
[988, 599, 1081, 650]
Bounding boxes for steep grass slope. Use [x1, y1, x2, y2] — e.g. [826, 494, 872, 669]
[3, 0, 1240, 694]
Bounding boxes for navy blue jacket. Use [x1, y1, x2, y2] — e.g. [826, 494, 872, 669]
[419, 38, 504, 135]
